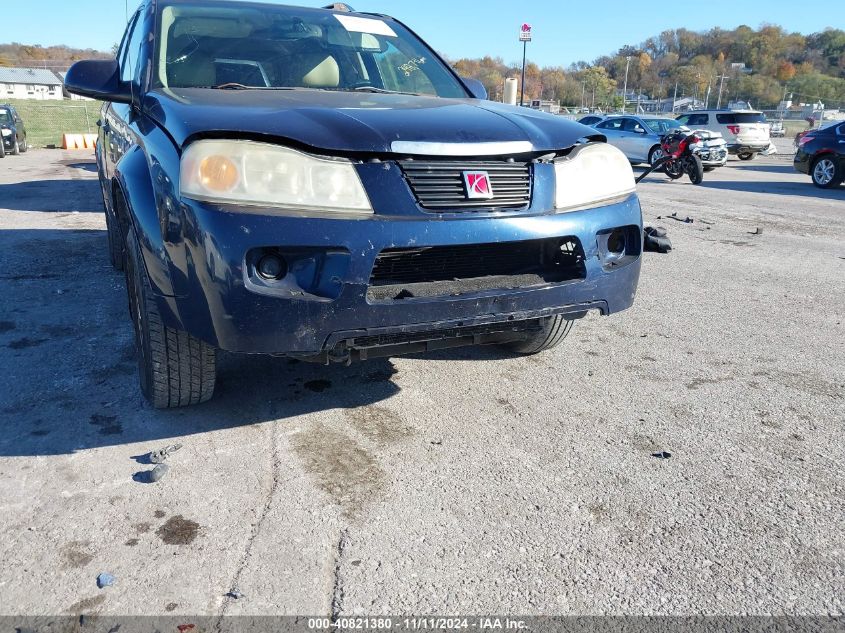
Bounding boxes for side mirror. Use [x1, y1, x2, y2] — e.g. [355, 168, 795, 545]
[461, 77, 487, 100]
[64, 59, 132, 104]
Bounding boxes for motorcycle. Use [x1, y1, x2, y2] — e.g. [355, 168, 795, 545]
[636, 129, 705, 185]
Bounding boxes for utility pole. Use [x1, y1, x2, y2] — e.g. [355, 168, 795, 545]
[716, 75, 728, 109]
[672, 81, 678, 114]
[622, 56, 632, 114]
[581, 80, 586, 109]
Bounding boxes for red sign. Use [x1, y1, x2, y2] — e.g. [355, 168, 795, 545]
[519, 24, 532, 42]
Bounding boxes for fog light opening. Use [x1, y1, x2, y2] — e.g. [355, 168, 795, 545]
[607, 229, 626, 256]
[257, 254, 287, 280]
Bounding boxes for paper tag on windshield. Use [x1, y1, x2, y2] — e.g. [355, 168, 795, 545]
[334, 14, 397, 38]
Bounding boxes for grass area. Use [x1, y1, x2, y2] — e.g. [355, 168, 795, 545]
[5, 99, 101, 148]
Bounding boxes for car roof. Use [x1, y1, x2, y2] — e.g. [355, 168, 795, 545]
[153, 0, 387, 18]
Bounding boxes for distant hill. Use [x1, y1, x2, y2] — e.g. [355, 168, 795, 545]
[0, 43, 112, 73]
[451, 25, 845, 110]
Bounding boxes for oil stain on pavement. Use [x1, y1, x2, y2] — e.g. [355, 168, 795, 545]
[155, 515, 200, 545]
[291, 423, 385, 517]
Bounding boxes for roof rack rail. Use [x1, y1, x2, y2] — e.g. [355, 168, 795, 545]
[323, 3, 355, 10]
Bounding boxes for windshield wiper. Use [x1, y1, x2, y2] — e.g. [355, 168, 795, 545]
[352, 86, 422, 96]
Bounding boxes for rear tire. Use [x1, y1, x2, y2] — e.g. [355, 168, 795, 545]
[0, 141, 5, 158]
[125, 226, 216, 408]
[502, 315, 574, 355]
[811, 156, 842, 189]
[665, 160, 684, 180]
[738, 152, 756, 161]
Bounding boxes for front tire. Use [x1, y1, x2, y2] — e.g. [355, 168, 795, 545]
[125, 226, 216, 408]
[105, 188, 124, 271]
[502, 315, 574, 355]
[811, 156, 842, 189]
[738, 152, 756, 161]
[19, 137, 27, 153]
[11, 139, 20, 156]
[687, 155, 704, 185]
[648, 146, 665, 168]
[0, 141, 5, 158]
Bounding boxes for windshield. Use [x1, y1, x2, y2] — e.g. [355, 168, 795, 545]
[156, 2, 468, 98]
[643, 119, 681, 135]
[0, 109, 11, 124]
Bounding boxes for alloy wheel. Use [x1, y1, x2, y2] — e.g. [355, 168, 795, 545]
[813, 159, 835, 186]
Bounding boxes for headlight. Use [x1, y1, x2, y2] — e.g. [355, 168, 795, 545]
[180, 140, 372, 216]
[0, 129, 12, 137]
[554, 143, 635, 212]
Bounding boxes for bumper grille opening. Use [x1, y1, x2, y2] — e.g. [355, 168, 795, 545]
[347, 319, 544, 351]
[399, 160, 532, 211]
[368, 237, 585, 302]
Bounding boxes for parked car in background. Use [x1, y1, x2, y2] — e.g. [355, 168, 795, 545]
[676, 110, 770, 160]
[64, 0, 643, 408]
[590, 115, 727, 170]
[794, 121, 845, 188]
[0, 104, 28, 158]
[770, 121, 785, 137]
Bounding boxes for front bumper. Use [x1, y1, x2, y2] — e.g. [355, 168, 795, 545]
[156, 194, 643, 356]
[696, 147, 728, 167]
[0, 132, 14, 150]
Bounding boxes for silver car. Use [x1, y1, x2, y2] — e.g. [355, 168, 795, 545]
[591, 115, 728, 169]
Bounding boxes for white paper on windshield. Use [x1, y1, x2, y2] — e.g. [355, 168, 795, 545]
[334, 14, 397, 38]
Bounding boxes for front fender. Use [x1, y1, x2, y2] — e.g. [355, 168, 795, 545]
[114, 145, 179, 298]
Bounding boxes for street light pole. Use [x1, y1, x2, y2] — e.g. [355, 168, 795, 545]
[520, 40, 527, 107]
[716, 75, 728, 109]
[622, 56, 631, 114]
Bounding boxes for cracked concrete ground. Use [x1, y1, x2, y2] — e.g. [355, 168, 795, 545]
[0, 150, 842, 616]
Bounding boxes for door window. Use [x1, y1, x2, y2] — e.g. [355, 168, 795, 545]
[685, 113, 709, 126]
[622, 118, 647, 134]
[596, 119, 623, 131]
[120, 12, 144, 84]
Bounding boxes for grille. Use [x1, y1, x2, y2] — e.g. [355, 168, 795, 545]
[399, 160, 532, 211]
[369, 237, 585, 287]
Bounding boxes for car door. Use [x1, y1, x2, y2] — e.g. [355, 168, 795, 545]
[103, 10, 142, 184]
[621, 117, 653, 162]
[11, 107, 25, 146]
[594, 118, 626, 156]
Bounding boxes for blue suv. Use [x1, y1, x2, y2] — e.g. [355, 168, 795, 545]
[65, 0, 643, 408]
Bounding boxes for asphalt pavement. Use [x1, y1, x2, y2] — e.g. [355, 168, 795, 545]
[0, 149, 842, 616]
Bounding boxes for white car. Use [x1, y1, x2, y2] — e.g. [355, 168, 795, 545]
[676, 110, 771, 161]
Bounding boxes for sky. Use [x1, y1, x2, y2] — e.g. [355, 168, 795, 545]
[5, 0, 840, 68]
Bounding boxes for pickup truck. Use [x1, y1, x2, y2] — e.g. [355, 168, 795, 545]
[65, 0, 643, 408]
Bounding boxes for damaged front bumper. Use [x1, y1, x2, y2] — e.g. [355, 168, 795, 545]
[153, 193, 643, 357]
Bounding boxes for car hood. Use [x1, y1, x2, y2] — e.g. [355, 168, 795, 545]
[143, 88, 599, 156]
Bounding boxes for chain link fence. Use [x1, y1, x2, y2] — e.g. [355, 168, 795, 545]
[5, 100, 101, 148]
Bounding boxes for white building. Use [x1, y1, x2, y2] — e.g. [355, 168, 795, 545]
[0, 67, 64, 101]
